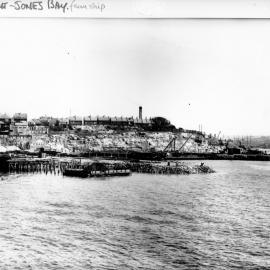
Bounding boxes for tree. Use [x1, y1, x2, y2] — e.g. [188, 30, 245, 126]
[151, 117, 176, 131]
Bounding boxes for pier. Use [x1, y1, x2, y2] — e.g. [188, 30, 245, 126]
[6, 157, 215, 177]
[7, 157, 132, 178]
[8, 158, 62, 175]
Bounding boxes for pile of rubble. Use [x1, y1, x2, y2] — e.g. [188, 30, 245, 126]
[127, 162, 215, 175]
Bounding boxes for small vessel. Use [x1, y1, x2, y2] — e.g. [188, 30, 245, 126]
[63, 168, 88, 178]
[0, 154, 10, 172]
[63, 162, 131, 178]
[63, 168, 131, 178]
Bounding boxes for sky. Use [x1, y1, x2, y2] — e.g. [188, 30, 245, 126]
[0, 18, 269, 136]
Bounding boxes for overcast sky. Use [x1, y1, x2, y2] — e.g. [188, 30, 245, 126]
[0, 19, 269, 136]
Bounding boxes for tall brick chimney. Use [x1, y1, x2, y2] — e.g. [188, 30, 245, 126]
[139, 106, 142, 120]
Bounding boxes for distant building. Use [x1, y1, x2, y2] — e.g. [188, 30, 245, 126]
[84, 116, 98, 125]
[0, 113, 11, 135]
[29, 119, 42, 126]
[28, 119, 49, 135]
[13, 113, 27, 123]
[226, 142, 243, 155]
[111, 116, 129, 126]
[8, 113, 29, 136]
[69, 116, 83, 127]
[10, 121, 29, 136]
[134, 117, 151, 127]
[97, 116, 111, 125]
[59, 118, 69, 129]
[38, 116, 51, 126]
[48, 118, 58, 127]
[0, 113, 11, 123]
[126, 117, 134, 125]
[28, 125, 49, 135]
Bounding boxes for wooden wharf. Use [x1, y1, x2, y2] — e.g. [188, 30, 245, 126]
[7, 158, 214, 177]
[8, 158, 63, 174]
[7, 158, 131, 178]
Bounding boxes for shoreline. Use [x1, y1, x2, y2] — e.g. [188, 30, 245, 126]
[1, 151, 270, 177]
[2, 151, 270, 163]
[166, 153, 270, 161]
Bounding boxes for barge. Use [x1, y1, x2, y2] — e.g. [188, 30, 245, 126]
[63, 168, 131, 178]
[63, 161, 131, 178]
[0, 154, 10, 172]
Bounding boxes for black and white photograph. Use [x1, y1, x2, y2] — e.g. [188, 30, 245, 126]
[0, 0, 269, 269]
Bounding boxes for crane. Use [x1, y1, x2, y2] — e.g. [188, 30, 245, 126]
[163, 133, 193, 153]
[178, 134, 193, 152]
[163, 136, 176, 152]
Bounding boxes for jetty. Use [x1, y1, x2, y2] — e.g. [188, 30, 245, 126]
[7, 157, 131, 178]
[8, 157, 62, 174]
[63, 162, 131, 178]
[5, 156, 215, 177]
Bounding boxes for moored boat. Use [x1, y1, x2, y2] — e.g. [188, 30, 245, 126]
[63, 168, 88, 178]
[63, 167, 131, 178]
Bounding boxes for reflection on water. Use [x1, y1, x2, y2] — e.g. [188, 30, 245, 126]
[0, 160, 269, 269]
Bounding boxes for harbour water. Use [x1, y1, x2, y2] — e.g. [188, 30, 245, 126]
[0, 160, 269, 269]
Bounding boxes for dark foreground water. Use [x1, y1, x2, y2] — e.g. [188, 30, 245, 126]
[0, 161, 269, 270]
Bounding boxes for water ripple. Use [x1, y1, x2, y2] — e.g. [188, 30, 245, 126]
[0, 161, 269, 269]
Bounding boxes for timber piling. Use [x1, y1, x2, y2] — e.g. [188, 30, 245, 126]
[7, 157, 214, 177]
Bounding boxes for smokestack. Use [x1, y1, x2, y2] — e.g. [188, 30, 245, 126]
[139, 106, 142, 120]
